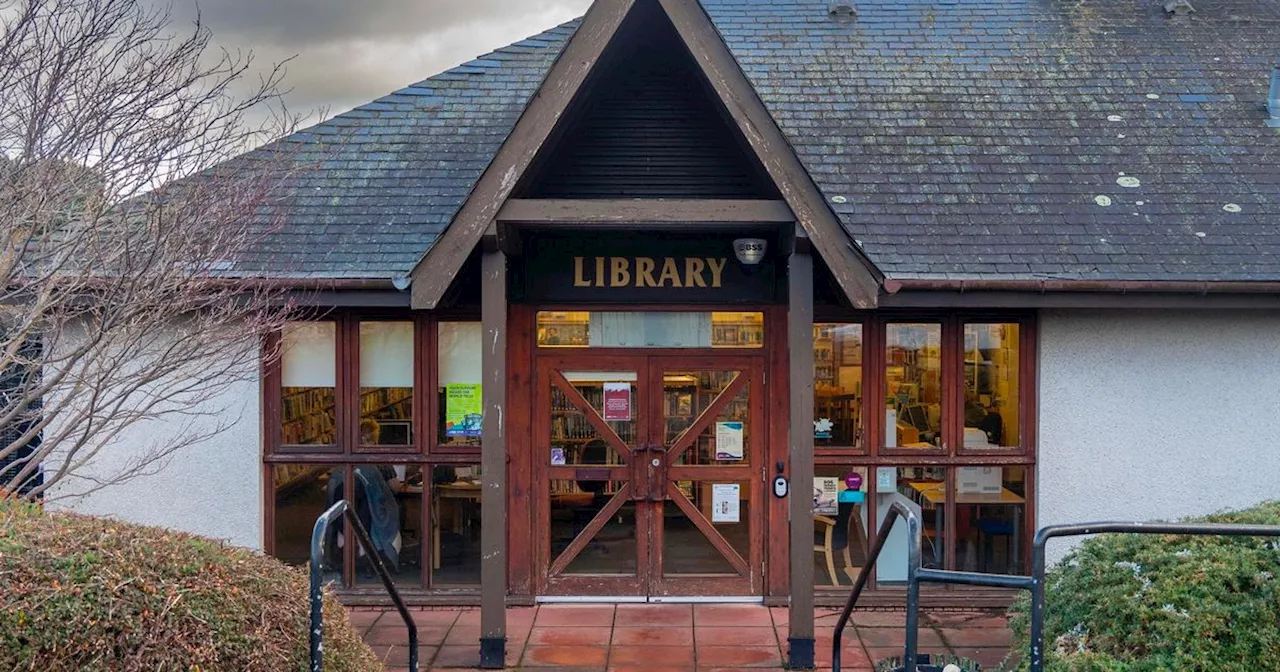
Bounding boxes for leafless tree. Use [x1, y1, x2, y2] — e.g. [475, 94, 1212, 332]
[0, 0, 305, 500]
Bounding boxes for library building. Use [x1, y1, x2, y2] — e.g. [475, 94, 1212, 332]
[72, 0, 1280, 667]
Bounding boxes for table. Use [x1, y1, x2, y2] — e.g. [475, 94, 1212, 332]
[908, 481, 1025, 572]
[431, 481, 482, 570]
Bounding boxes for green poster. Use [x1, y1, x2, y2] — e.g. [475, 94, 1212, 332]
[445, 383, 482, 437]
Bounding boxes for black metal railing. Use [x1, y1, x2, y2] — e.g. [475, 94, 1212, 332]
[833, 503, 1280, 672]
[310, 500, 419, 672]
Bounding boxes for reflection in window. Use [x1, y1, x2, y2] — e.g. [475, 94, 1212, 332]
[350, 464, 422, 588]
[885, 323, 942, 448]
[814, 324, 863, 448]
[876, 466, 947, 581]
[955, 466, 1027, 575]
[438, 322, 482, 446]
[535, 312, 764, 348]
[272, 465, 343, 583]
[433, 464, 482, 584]
[963, 324, 1020, 448]
[813, 465, 869, 587]
[281, 322, 336, 445]
[359, 322, 414, 446]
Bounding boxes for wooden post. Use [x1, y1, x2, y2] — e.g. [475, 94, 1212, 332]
[787, 242, 816, 668]
[479, 245, 508, 669]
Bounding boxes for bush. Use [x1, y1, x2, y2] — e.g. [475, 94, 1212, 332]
[0, 499, 381, 671]
[1006, 501, 1280, 671]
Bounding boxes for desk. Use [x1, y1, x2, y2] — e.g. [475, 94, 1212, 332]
[907, 481, 1025, 571]
[430, 481, 481, 570]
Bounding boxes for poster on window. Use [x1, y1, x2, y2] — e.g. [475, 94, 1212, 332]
[603, 382, 631, 421]
[712, 483, 741, 523]
[445, 383, 482, 437]
[715, 421, 744, 461]
[813, 477, 839, 515]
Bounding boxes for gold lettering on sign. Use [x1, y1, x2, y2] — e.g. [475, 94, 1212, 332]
[635, 257, 658, 288]
[684, 258, 708, 288]
[594, 257, 606, 288]
[611, 257, 631, 287]
[573, 257, 591, 287]
[707, 257, 727, 288]
[658, 258, 683, 288]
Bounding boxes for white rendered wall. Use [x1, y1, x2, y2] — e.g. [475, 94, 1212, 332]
[50, 341, 263, 551]
[1038, 309, 1280, 561]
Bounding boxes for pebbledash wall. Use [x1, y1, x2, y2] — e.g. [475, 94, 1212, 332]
[53, 349, 263, 550]
[1037, 309, 1280, 561]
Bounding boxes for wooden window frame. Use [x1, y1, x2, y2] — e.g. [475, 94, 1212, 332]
[262, 310, 484, 593]
[811, 311, 1038, 594]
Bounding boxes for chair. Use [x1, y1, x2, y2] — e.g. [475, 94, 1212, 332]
[977, 515, 1015, 574]
[813, 502, 869, 585]
[570, 439, 611, 544]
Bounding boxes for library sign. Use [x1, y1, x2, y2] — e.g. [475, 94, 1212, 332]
[517, 233, 780, 304]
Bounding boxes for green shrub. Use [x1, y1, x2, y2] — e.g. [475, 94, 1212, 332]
[1006, 501, 1280, 671]
[0, 499, 381, 671]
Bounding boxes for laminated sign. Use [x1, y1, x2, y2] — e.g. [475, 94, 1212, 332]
[445, 384, 482, 437]
[603, 382, 631, 421]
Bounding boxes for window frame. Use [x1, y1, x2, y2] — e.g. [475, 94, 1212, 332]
[811, 310, 1037, 594]
[263, 310, 484, 592]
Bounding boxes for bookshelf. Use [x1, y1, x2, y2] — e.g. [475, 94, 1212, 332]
[548, 382, 629, 496]
[663, 371, 749, 464]
[814, 324, 862, 448]
[281, 387, 336, 445]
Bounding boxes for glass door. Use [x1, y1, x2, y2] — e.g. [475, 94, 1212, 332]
[538, 356, 651, 595]
[648, 357, 763, 597]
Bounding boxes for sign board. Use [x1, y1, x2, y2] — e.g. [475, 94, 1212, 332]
[603, 382, 631, 421]
[445, 383, 482, 437]
[712, 484, 741, 523]
[813, 477, 839, 515]
[715, 421, 744, 461]
[515, 233, 781, 304]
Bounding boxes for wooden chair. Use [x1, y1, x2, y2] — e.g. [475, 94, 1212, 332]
[813, 503, 869, 585]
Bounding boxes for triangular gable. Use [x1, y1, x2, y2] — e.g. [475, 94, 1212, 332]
[409, 0, 882, 309]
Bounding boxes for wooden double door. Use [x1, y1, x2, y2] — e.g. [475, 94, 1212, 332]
[535, 353, 766, 598]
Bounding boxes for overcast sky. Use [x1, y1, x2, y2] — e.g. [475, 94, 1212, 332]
[172, 0, 592, 117]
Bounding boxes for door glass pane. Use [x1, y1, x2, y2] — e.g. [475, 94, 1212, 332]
[664, 371, 748, 465]
[885, 323, 942, 448]
[550, 372, 636, 466]
[350, 464, 422, 588]
[536, 312, 764, 348]
[814, 323, 864, 449]
[272, 465, 343, 583]
[955, 466, 1027, 576]
[359, 322, 414, 446]
[432, 464, 482, 585]
[549, 481, 637, 575]
[963, 323, 1020, 449]
[813, 465, 870, 587]
[663, 480, 750, 575]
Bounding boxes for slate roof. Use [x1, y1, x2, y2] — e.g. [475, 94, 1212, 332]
[242, 0, 1280, 283]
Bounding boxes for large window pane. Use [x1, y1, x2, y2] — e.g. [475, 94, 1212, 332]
[432, 464, 482, 584]
[813, 465, 869, 587]
[875, 465, 947, 581]
[349, 464, 422, 588]
[884, 323, 942, 448]
[814, 324, 863, 449]
[963, 323, 1020, 449]
[535, 311, 764, 348]
[438, 322, 482, 447]
[955, 466, 1027, 575]
[272, 465, 343, 583]
[359, 322, 414, 446]
[281, 322, 336, 445]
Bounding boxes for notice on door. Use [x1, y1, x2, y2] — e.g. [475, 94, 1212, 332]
[712, 483, 741, 523]
[715, 421, 744, 461]
[603, 382, 632, 421]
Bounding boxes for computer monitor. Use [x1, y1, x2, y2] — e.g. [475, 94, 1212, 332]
[899, 404, 930, 432]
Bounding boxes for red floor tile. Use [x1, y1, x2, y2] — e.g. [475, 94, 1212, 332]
[608, 667, 695, 672]
[609, 645, 696, 666]
[695, 645, 783, 667]
[769, 607, 789, 627]
[363, 624, 452, 646]
[857, 626, 945, 649]
[535, 604, 618, 627]
[611, 625, 694, 647]
[430, 645, 480, 668]
[441, 625, 482, 646]
[406, 608, 465, 625]
[695, 626, 779, 647]
[924, 611, 1010, 630]
[527, 626, 613, 646]
[938, 626, 1013, 648]
[848, 611, 909, 628]
[346, 609, 384, 627]
[693, 605, 775, 627]
[614, 603, 693, 627]
[522, 645, 610, 667]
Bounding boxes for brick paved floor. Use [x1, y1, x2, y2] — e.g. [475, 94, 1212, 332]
[350, 604, 1014, 671]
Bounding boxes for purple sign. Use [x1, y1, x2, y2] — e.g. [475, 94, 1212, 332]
[845, 472, 863, 491]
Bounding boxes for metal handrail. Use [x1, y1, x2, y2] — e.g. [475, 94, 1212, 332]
[310, 500, 419, 672]
[833, 508, 1280, 672]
